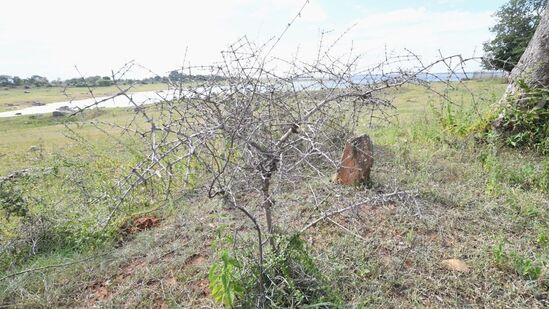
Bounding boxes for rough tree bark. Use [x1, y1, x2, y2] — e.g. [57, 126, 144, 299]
[509, 4, 549, 89]
[494, 4, 549, 130]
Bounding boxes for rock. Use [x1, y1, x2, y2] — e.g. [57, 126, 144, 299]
[333, 134, 374, 185]
[52, 110, 69, 117]
[31, 101, 45, 106]
[24, 90, 30, 94]
[52, 106, 75, 117]
[442, 259, 469, 272]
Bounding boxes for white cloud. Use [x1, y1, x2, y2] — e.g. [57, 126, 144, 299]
[251, 0, 326, 22]
[344, 7, 495, 69]
[0, 0, 267, 78]
[0, 1, 496, 78]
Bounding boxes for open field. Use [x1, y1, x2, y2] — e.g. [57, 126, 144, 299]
[0, 84, 168, 112]
[1, 79, 549, 307]
[0, 108, 146, 175]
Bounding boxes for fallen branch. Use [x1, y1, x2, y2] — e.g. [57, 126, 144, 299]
[326, 217, 368, 241]
[300, 189, 418, 233]
[0, 253, 109, 282]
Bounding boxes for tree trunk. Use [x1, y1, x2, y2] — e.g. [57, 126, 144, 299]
[493, 4, 549, 131]
[509, 4, 549, 89]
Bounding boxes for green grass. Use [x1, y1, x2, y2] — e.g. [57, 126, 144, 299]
[2, 78, 549, 307]
[0, 107, 166, 273]
[0, 83, 167, 112]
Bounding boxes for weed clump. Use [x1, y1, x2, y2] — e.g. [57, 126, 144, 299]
[493, 240, 543, 280]
[493, 82, 548, 154]
[210, 234, 342, 308]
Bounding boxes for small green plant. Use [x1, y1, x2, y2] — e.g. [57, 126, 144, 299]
[209, 233, 341, 308]
[251, 234, 342, 308]
[492, 239, 542, 280]
[209, 250, 243, 308]
[482, 151, 503, 196]
[510, 252, 542, 280]
[536, 228, 549, 247]
[493, 239, 506, 266]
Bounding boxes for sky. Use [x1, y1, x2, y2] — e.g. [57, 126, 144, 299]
[0, 0, 508, 79]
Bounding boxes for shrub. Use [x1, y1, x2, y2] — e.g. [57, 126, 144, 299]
[210, 234, 342, 308]
[497, 81, 549, 154]
[0, 180, 28, 219]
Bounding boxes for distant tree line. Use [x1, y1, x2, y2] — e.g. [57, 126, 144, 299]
[0, 70, 225, 88]
[0, 75, 50, 88]
[167, 70, 225, 83]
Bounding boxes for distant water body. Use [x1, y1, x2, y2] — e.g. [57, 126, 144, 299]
[0, 71, 506, 118]
[0, 90, 175, 118]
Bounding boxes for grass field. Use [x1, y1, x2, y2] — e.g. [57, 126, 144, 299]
[0, 108, 145, 175]
[0, 83, 168, 112]
[1, 79, 549, 307]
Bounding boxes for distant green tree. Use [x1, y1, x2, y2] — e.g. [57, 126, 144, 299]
[12, 76, 22, 86]
[29, 75, 50, 87]
[168, 70, 185, 82]
[96, 76, 113, 87]
[84, 76, 101, 85]
[50, 78, 63, 87]
[96, 79, 113, 87]
[483, 0, 548, 71]
[0, 75, 12, 87]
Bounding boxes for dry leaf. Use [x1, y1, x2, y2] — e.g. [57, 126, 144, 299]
[94, 286, 110, 300]
[442, 259, 470, 272]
